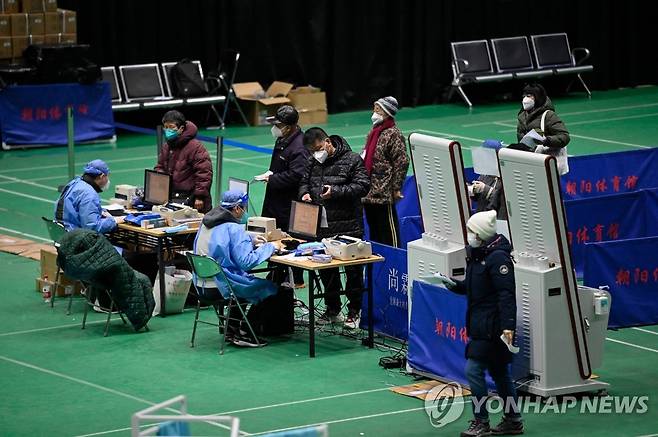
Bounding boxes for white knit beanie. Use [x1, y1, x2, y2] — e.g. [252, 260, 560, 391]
[466, 210, 497, 241]
[375, 96, 399, 117]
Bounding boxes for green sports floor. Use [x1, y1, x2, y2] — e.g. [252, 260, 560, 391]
[1, 87, 657, 436]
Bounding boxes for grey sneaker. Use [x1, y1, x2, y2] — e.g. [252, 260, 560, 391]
[344, 312, 361, 330]
[461, 419, 491, 437]
[491, 416, 523, 435]
[316, 311, 345, 325]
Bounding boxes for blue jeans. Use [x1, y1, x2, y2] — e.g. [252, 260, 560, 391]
[465, 358, 522, 422]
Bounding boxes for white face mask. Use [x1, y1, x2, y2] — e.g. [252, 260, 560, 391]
[371, 112, 384, 125]
[522, 96, 535, 111]
[467, 231, 481, 248]
[314, 149, 328, 164]
[271, 125, 283, 138]
[101, 178, 111, 192]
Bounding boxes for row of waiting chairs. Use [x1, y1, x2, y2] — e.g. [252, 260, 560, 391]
[100, 51, 249, 127]
[450, 32, 593, 107]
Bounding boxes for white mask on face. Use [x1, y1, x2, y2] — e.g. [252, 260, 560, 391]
[101, 178, 111, 192]
[467, 231, 481, 248]
[522, 96, 535, 111]
[271, 125, 283, 138]
[314, 149, 328, 163]
[371, 112, 384, 125]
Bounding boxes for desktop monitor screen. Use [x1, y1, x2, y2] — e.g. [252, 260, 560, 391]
[288, 201, 321, 239]
[228, 177, 250, 212]
[144, 170, 171, 205]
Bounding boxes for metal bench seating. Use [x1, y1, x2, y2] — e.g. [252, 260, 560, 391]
[449, 33, 593, 107]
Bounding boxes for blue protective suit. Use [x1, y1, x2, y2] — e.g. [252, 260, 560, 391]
[194, 205, 277, 303]
[55, 176, 117, 233]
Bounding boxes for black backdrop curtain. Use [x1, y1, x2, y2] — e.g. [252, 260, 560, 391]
[59, 0, 658, 113]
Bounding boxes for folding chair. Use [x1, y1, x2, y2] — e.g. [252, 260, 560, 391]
[80, 285, 129, 337]
[207, 49, 249, 127]
[186, 253, 261, 354]
[41, 217, 78, 314]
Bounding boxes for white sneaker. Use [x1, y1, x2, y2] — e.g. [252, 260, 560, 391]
[316, 311, 345, 325]
[344, 312, 361, 330]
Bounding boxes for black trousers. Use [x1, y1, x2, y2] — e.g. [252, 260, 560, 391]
[364, 202, 400, 248]
[318, 265, 364, 315]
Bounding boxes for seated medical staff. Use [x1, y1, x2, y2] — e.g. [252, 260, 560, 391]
[55, 159, 118, 233]
[194, 189, 282, 347]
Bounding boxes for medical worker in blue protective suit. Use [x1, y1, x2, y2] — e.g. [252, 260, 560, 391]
[194, 190, 284, 304]
[55, 159, 118, 233]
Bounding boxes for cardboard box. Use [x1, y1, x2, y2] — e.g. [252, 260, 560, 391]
[38, 249, 82, 297]
[58, 8, 75, 34]
[10, 34, 26, 56]
[233, 81, 293, 126]
[28, 12, 44, 34]
[36, 277, 82, 298]
[288, 85, 328, 126]
[9, 13, 27, 36]
[0, 14, 9, 37]
[0, 0, 19, 14]
[22, 0, 56, 12]
[43, 11, 58, 33]
[59, 31, 75, 43]
[0, 36, 11, 58]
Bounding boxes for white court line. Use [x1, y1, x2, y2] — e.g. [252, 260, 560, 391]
[637, 433, 658, 437]
[415, 129, 479, 147]
[606, 337, 658, 353]
[0, 319, 124, 337]
[0, 187, 55, 204]
[249, 400, 470, 436]
[77, 386, 404, 437]
[493, 121, 650, 149]
[496, 112, 658, 132]
[632, 327, 658, 336]
[461, 102, 658, 127]
[0, 354, 247, 436]
[0, 226, 51, 242]
[0, 174, 59, 191]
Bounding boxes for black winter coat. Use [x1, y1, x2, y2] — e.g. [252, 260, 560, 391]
[262, 129, 310, 230]
[298, 135, 370, 239]
[452, 235, 516, 363]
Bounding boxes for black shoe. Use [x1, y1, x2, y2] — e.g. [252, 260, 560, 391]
[460, 419, 491, 437]
[491, 417, 523, 435]
[231, 333, 268, 348]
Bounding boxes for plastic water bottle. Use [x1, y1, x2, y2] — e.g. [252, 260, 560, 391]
[42, 275, 52, 303]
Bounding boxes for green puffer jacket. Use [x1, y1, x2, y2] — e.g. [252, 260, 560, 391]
[57, 229, 155, 331]
[516, 97, 570, 149]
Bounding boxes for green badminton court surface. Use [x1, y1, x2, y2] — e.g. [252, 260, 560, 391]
[0, 87, 657, 436]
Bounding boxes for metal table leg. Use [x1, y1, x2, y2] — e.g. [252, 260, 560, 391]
[308, 270, 316, 358]
[367, 263, 374, 348]
[157, 237, 166, 317]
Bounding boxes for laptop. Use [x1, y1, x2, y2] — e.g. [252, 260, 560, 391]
[287, 200, 322, 241]
[143, 169, 172, 207]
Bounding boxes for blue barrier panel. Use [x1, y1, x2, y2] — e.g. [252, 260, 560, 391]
[584, 236, 658, 328]
[399, 215, 423, 248]
[561, 148, 658, 200]
[360, 242, 409, 341]
[565, 190, 648, 276]
[0, 83, 115, 145]
[408, 280, 490, 388]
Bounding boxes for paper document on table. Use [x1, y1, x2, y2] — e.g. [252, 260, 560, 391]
[500, 334, 520, 354]
[254, 170, 273, 181]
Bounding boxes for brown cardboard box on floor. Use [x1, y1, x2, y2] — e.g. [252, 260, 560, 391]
[9, 13, 27, 36]
[58, 8, 75, 34]
[22, 0, 57, 12]
[38, 249, 82, 297]
[0, 36, 11, 58]
[10, 34, 26, 57]
[288, 85, 328, 125]
[0, 0, 19, 14]
[233, 81, 293, 126]
[0, 14, 10, 37]
[60, 32, 75, 44]
[43, 11, 58, 34]
[28, 12, 44, 34]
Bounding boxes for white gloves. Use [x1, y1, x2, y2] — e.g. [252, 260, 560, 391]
[419, 272, 456, 288]
[252, 235, 268, 247]
[254, 170, 273, 182]
[471, 181, 486, 194]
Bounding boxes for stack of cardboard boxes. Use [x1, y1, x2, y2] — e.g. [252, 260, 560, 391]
[234, 81, 328, 126]
[0, 0, 77, 60]
[36, 248, 82, 297]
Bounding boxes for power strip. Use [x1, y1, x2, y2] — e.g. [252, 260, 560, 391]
[379, 356, 406, 369]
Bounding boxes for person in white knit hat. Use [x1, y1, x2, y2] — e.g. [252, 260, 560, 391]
[439, 210, 523, 437]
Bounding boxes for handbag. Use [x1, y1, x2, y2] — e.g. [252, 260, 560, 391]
[534, 110, 569, 175]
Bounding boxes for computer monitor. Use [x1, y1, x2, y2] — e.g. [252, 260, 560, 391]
[144, 170, 171, 205]
[228, 177, 250, 212]
[288, 201, 321, 240]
